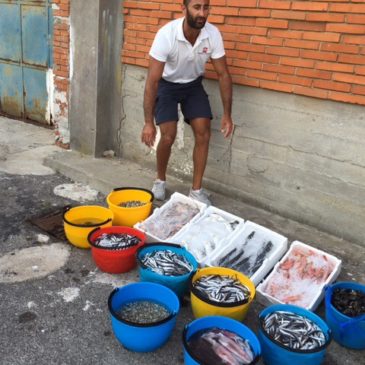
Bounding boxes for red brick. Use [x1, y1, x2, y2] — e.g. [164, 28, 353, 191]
[271, 10, 306, 20]
[296, 68, 332, 80]
[249, 52, 280, 63]
[226, 17, 256, 26]
[320, 43, 360, 55]
[281, 57, 315, 68]
[222, 32, 250, 42]
[338, 54, 365, 65]
[266, 46, 300, 57]
[303, 31, 341, 42]
[326, 23, 365, 34]
[270, 29, 302, 39]
[293, 86, 328, 99]
[228, 0, 257, 7]
[246, 69, 278, 81]
[355, 66, 365, 75]
[347, 14, 365, 24]
[306, 12, 345, 23]
[239, 9, 271, 17]
[232, 75, 260, 87]
[330, 4, 365, 13]
[316, 62, 354, 73]
[256, 19, 289, 29]
[124, 1, 160, 10]
[231, 60, 262, 71]
[351, 84, 365, 95]
[300, 50, 337, 62]
[292, 2, 328, 11]
[252, 36, 283, 46]
[263, 63, 296, 75]
[278, 74, 312, 86]
[332, 73, 365, 85]
[211, 7, 239, 16]
[259, 0, 291, 10]
[160, 3, 181, 11]
[285, 39, 320, 50]
[260, 80, 293, 92]
[289, 20, 326, 32]
[342, 35, 365, 45]
[313, 79, 351, 92]
[236, 43, 266, 53]
[328, 91, 365, 105]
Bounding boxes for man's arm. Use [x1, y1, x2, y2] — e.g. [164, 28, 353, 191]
[211, 56, 234, 138]
[141, 57, 165, 147]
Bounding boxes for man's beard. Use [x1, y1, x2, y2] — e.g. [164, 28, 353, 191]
[186, 9, 206, 29]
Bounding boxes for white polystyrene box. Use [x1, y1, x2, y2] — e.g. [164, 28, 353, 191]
[170, 205, 245, 265]
[256, 240, 342, 311]
[207, 220, 288, 286]
[134, 192, 207, 243]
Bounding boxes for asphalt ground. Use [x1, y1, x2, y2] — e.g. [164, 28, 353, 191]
[0, 116, 364, 364]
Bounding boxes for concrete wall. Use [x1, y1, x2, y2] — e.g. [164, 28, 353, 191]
[120, 64, 365, 247]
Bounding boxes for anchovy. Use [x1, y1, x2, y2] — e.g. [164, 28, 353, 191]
[262, 311, 326, 350]
[193, 275, 251, 304]
[93, 233, 141, 249]
[119, 200, 146, 208]
[141, 250, 193, 276]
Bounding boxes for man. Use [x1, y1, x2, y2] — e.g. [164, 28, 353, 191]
[141, 0, 234, 205]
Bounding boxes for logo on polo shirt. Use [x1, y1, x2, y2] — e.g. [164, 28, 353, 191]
[203, 47, 208, 53]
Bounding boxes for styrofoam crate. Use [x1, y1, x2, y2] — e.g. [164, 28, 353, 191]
[207, 220, 288, 286]
[256, 240, 342, 311]
[134, 192, 207, 243]
[170, 205, 245, 265]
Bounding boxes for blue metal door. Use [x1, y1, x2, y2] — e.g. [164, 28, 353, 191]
[0, 0, 53, 123]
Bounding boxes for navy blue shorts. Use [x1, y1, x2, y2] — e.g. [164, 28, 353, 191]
[155, 76, 213, 125]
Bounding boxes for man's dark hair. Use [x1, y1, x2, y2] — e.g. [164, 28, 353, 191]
[183, 0, 191, 5]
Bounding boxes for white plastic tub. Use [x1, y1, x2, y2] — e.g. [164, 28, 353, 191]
[170, 205, 245, 265]
[134, 192, 206, 242]
[256, 240, 342, 311]
[208, 221, 288, 285]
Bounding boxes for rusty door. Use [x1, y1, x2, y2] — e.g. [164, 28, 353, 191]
[0, 0, 53, 124]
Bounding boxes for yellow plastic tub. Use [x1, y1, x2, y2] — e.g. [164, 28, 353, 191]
[63, 205, 114, 249]
[190, 267, 256, 321]
[106, 187, 154, 227]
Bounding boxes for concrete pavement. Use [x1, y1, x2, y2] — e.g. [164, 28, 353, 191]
[0, 116, 364, 364]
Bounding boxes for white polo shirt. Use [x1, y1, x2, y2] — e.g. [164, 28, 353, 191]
[149, 17, 225, 83]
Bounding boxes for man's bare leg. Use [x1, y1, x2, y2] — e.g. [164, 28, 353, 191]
[156, 121, 177, 181]
[190, 118, 211, 190]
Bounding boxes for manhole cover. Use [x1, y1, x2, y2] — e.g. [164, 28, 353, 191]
[28, 206, 70, 241]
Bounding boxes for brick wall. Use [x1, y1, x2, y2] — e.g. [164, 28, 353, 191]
[52, 0, 70, 147]
[122, 0, 365, 106]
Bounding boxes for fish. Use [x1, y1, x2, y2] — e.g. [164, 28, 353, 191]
[187, 327, 255, 365]
[119, 200, 146, 208]
[141, 250, 193, 276]
[262, 311, 326, 351]
[193, 275, 251, 304]
[93, 233, 141, 249]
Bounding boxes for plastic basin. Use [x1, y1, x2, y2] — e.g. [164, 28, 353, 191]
[106, 187, 153, 227]
[63, 205, 113, 249]
[190, 266, 256, 321]
[108, 282, 180, 352]
[88, 226, 146, 274]
[136, 243, 198, 298]
[325, 281, 365, 350]
[183, 315, 261, 365]
[258, 304, 331, 365]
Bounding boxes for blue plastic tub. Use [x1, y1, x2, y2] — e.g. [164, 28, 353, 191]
[136, 243, 198, 298]
[183, 315, 261, 365]
[258, 304, 331, 365]
[325, 281, 365, 350]
[108, 282, 180, 352]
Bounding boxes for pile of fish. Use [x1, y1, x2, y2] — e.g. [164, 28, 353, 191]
[119, 300, 170, 324]
[141, 249, 193, 276]
[193, 275, 251, 304]
[93, 233, 141, 249]
[138, 201, 200, 240]
[175, 212, 240, 263]
[119, 200, 146, 208]
[214, 230, 273, 277]
[262, 311, 326, 350]
[331, 288, 365, 317]
[259, 245, 336, 308]
[187, 327, 255, 365]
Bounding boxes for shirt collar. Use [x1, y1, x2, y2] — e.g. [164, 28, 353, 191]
[177, 17, 209, 43]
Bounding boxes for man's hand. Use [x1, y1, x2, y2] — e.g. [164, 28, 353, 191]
[141, 123, 157, 147]
[221, 115, 234, 138]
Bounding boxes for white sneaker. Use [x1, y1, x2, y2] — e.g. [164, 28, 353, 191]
[189, 188, 211, 206]
[152, 179, 166, 200]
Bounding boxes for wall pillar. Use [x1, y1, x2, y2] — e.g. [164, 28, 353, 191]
[69, 0, 122, 156]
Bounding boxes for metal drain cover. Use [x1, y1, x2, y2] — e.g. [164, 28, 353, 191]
[28, 207, 70, 241]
